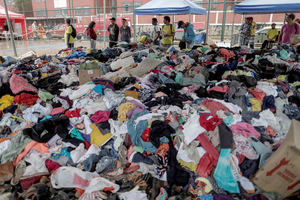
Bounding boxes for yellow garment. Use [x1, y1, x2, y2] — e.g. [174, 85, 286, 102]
[178, 159, 197, 172]
[195, 177, 213, 194]
[137, 35, 148, 43]
[292, 81, 300, 87]
[41, 73, 48, 79]
[90, 124, 113, 147]
[64, 25, 74, 44]
[0, 95, 14, 110]
[267, 28, 279, 41]
[277, 75, 287, 82]
[250, 98, 262, 112]
[125, 90, 139, 99]
[251, 22, 256, 36]
[161, 24, 175, 45]
[118, 102, 135, 121]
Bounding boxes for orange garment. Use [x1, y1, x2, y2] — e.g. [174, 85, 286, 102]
[14, 141, 49, 166]
[0, 138, 11, 143]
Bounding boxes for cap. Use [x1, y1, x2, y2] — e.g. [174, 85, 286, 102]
[177, 21, 184, 29]
[110, 17, 116, 21]
[122, 18, 127, 21]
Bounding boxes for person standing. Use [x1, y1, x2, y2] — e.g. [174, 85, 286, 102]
[120, 18, 131, 43]
[249, 17, 256, 49]
[279, 13, 300, 44]
[160, 16, 175, 50]
[261, 23, 278, 49]
[37, 24, 45, 39]
[32, 21, 37, 39]
[64, 19, 75, 49]
[177, 21, 196, 49]
[107, 17, 119, 48]
[151, 18, 160, 45]
[87, 21, 97, 51]
[239, 17, 252, 47]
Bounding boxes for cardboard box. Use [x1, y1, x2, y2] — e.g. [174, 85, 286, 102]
[253, 120, 300, 198]
[78, 69, 101, 85]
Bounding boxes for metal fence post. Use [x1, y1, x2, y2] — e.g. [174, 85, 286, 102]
[3, 0, 17, 56]
[221, 0, 227, 41]
[104, 0, 106, 43]
[205, 0, 211, 43]
[133, 0, 136, 42]
[44, 0, 49, 27]
[21, 0, 28, 40]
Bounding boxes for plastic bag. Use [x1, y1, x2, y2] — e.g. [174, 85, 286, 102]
[51, 166, 119, 193]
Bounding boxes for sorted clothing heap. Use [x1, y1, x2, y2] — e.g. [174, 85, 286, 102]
[0, 43, 300, 200]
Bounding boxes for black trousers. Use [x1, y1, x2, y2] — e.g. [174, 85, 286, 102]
[109, 41, 117, 48]
[261, 40, 274, 49]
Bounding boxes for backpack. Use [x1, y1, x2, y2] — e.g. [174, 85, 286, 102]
[71, 25, 77, 38]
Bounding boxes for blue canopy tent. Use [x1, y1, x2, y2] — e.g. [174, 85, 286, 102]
[134, 0, 206, 15]
[234, 0, 300, 14]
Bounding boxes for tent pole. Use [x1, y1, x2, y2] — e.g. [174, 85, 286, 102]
[205, 0, 211, 43]
[3, 0, 17, 56]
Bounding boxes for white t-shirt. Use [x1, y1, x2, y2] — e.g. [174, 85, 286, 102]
[151, 25, 160, 40]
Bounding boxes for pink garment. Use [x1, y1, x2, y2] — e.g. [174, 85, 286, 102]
[45, 159, 60, 172]
[280, 23, 300, 43]
[230, 122, 260, 138]
[90, 110, 111, 123]
[207, 86, 229, 94]
[202, 99, 230, 116]
[9, 74, 38, 94]
[249, 88, 266, 101]
[14, 141, 49, 166]
[50, 107, 65, 115]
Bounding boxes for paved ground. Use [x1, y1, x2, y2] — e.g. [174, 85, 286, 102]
[0, 39, 107, 57]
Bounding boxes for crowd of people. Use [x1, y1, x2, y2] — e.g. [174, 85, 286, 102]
[64, 16, 196, 52]
[240, 13, 300, 49]
[63, 13, 300, 51]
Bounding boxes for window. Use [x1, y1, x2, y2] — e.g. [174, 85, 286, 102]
[84, 7, 90, 16]
[62, 9, 68, 16]
[55, 9, 61, 17]
[211, 0, 219, 10]
[134, 2, 141, 8]
[36, 10, 42, 17]
[123, 2, 131, 13]
[75, 8, 82, 16]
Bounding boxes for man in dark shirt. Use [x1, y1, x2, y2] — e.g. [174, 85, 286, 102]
[107, 17, 119, 48]
[120, 18, 131, 43]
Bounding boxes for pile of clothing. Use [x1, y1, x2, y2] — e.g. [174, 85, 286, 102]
[0, 43, 300, 200]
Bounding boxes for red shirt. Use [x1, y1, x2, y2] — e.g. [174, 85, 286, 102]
[88, 28, 97, 40]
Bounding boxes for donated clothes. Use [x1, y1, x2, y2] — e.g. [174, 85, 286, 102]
[0, 42, 299, 200]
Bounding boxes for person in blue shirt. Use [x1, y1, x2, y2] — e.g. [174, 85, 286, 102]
[178, 21, 196, 49]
